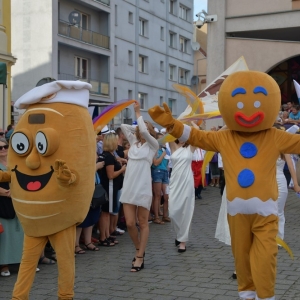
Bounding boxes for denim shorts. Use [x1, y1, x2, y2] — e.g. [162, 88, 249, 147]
[152, 169, 169, 184]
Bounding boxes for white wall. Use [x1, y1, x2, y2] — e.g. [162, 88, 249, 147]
[11, 0, 54, 100]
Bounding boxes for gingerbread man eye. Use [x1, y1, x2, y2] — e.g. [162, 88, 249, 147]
[237, 102, 244, 109]
[254, 101, 261, 108]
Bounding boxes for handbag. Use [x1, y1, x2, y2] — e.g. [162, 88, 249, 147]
[0, 196, 16, 219]
[91, 173, 108, 209]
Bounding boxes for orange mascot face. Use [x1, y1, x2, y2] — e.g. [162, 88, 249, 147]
[218, 71, 281, 132]
[8, 88, 95, 237]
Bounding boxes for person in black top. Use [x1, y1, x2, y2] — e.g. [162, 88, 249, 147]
[97, 133, 126, 246]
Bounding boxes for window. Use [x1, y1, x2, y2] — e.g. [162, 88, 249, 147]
[160, 96, 163, 106]
[160, 26, 164, 41]
[81, 13, 88, 29]
[138, 93, 147, 110]
[160, 61, 164, 71]
[114, 87, 117, 101]
[179, 36, 188, 53]
[168, 98, 176, 114]
[139, 55, 147, 73]
[179, 5, 188, 20]
[139, 18, 147, 36]
[169, 32, 176, 48]
[114, 45, 117, 66]
[178, 67, 189, 85]
[75, 56, 88, 79]
[128, 50, 133, 65]
[58, 50, 60, 74]
[74, 11, 88, 29]
[169, 65, 176, 81]
[128, 12, 133, 24]
[169, 0, 176, 14]
[115, 5, 118, 26]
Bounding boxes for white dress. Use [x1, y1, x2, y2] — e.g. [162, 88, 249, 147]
[119, 116, 159, 210]
[169, 146, 194, 242]
[215, 186, 231, 245]
[276, 157, 288, 240]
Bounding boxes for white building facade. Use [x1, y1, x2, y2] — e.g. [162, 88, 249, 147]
[11, 0, 194, 125]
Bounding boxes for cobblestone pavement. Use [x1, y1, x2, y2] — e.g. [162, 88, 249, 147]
[1, 186, 300, 300]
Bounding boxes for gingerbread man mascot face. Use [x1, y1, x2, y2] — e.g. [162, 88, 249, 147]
[218, 71, 281, 132]
[8, 81, 96, 237]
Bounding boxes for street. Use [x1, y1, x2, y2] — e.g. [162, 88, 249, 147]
[1, 186, 300, 300]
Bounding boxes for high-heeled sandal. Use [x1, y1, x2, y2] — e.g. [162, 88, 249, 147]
[132, 249, 145, 264]
[130, 256, 144, 272]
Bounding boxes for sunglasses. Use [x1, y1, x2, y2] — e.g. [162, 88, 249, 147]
[0, 145, 9, 150]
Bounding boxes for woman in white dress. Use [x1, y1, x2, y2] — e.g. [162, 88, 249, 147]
[120, 102, 159, 272]
[168, 140, 196, 252]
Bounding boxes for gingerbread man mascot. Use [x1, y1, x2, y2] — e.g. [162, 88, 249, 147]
[0, 80, 95, 299]
[149, 71, 300, 300]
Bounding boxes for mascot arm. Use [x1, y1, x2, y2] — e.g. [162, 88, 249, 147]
[54, 160, 76, 186]
[275, 130, 300, 154]
[148, 103, 184, 136]
[148, 103, 220, 151]
[0, 170, 11, 182]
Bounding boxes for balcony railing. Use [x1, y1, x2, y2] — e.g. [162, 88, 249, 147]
[58, 73, 109, 96]
[94, 0, 110, 5]
[58, 20, 110, 50]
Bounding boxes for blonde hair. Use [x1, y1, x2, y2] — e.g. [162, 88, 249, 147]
[135, 121, 157, 144]
[103, 133, 118, 152]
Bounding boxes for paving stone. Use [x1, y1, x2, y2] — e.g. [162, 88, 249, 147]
[1, 187, 300, 299]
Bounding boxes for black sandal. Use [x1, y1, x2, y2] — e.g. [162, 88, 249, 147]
[98, 239, 115, 247]
[75, 245, 85, 254]
[108, 236, 119, 244]
[132, 250, 145, 265]
[84, 242, 99, 251]
[130, 256, 144, 272]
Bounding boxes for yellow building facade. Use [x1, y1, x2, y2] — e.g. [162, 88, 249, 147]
[0, 0, 16, 129]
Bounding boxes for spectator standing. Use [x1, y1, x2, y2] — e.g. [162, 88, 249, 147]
[0, 138, 24, 277]
[151, 133, 170, 224]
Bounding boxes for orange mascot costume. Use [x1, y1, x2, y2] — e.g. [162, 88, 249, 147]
[148, 71, 300, 300]
[0, 81, 95, 299]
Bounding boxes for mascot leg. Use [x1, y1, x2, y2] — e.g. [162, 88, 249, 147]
[49, 225, 76, 300]
[228, 214, 256, 300]
[228, 214, 278, 300]
[12, 235, 48, 299]
[251, 215, 278, 300]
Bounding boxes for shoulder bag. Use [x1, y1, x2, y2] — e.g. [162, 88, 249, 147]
[91, 172, 108, 209]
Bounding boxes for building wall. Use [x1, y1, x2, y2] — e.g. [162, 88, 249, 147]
[114, 0, 194, 121]
[0, 0, 16, 128]
[207, 0, 300, 79]
[11, 0, 194, 126]
[226, 0, 292, 16]
[226, 38, 300, 72]
[11, 0, 54, 100]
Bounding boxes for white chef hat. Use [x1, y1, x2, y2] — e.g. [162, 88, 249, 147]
[14, 80, 92, 109]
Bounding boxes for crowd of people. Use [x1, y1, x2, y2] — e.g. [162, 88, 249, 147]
[1, 100, 300, 280]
